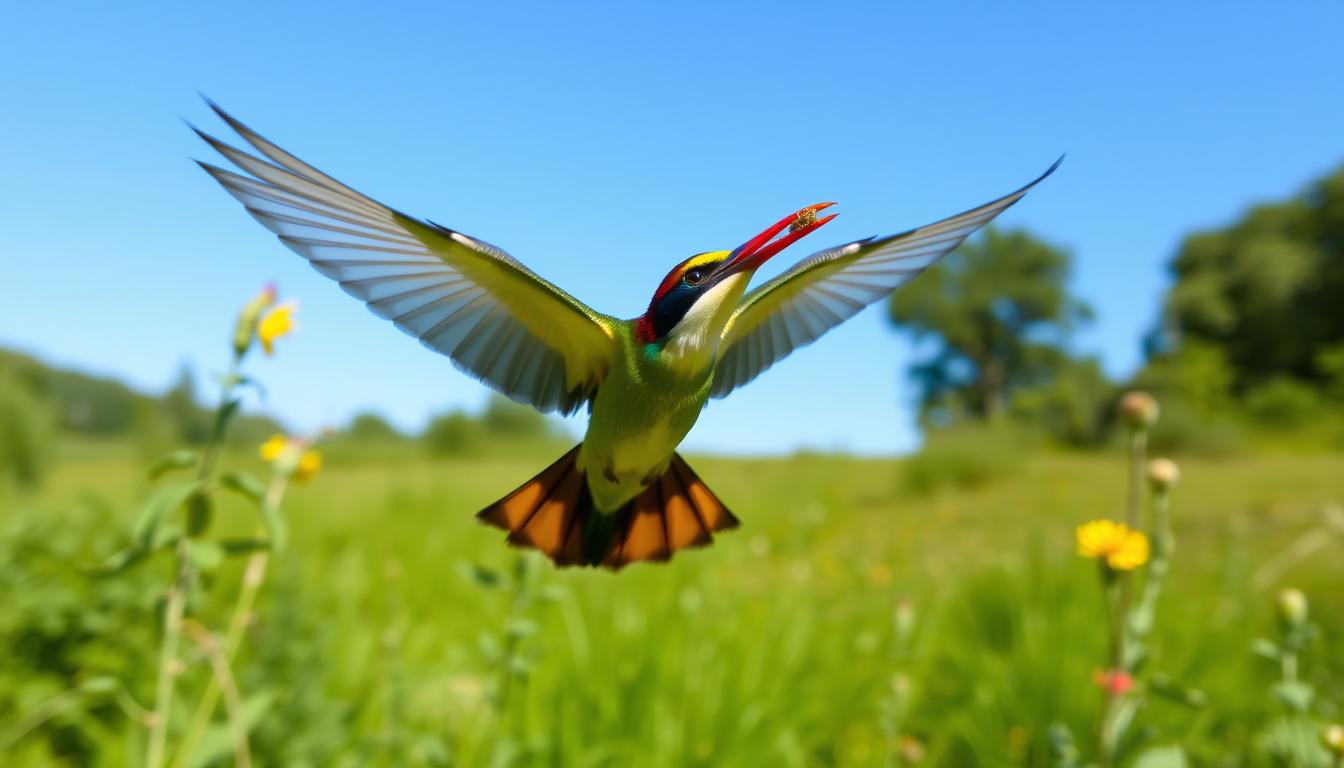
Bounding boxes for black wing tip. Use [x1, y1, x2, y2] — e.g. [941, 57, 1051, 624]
[1037, 154, 1065, 184]
[198, 93, 233, 125]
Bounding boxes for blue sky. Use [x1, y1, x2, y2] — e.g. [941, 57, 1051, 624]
[3, 2, 1342, 454]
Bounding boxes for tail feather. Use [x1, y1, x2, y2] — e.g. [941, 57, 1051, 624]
[476, 446, 738, 570]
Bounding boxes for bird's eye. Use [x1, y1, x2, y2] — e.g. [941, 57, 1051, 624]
[685, 269, 706, 286]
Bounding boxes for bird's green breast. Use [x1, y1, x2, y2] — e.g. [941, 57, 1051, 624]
[579, 322, 715, 512]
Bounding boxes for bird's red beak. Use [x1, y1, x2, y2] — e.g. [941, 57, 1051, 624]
[723, 202, 837, 275]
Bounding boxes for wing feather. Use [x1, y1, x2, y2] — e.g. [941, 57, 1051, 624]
[194, 102, 616, 414]
[710, 159, 1061, 399]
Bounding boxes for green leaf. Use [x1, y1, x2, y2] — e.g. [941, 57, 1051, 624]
[259, 498, 288, 553]
[185, 491, 212, 536]
[147, 450, 200, 480]
[1101, 696, 1141, 761]
[187, 540, 225, 573]
[77, 676, 121, 695]
[91, 545, 147, 575]
[457, 562, 504, 589]
[1047, 721, 1080, 766]
[184, 689, 276, 768]
[211, 398, 242, 443]
[233, 375, 268, 401]
[151, 522, 182, 551]
[477, 632, 501, 661]
[1131, 745, 1188, 768]
[218, 538, 272, 555]
[219, 470, 266, 503]
[1256, 715, 1333, 765]
[1273, 680, 1315, 713]
[505, 618, 538, 639]
[132, 481, 203, 548]
[1148, 674, 1209, 709]
[1250, 638, 1281, 660]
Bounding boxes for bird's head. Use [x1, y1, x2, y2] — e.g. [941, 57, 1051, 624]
[635, 202, 836, 368]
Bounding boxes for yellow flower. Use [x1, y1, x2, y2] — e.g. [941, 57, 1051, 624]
[294, 449, 322, 485]
[259, 434, 288, 462]
[259, 434, 322, 484]
[257, 300, 298, 355]
[1076, 519, 1150, 571]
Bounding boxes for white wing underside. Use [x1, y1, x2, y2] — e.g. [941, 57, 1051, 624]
[194, 103, 615, 415]
[711, 159, 1061, 399]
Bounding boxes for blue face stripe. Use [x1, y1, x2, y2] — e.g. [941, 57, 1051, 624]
[651, 283, 700, 339]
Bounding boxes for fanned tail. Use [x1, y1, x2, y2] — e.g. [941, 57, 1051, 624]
[476, 446, 739, 570]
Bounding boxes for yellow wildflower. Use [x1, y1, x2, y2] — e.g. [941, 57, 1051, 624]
[259, 434, 288, 462]
[259, 434, 322, 484]
[257, 300, 298, 355]
[294, 449, 322, 484]
[1076, 519, 1150, 571]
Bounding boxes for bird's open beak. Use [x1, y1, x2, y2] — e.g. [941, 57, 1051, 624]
[722, 202, 838, 275]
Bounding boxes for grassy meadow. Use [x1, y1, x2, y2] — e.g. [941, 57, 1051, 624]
[3, 434, 1342, 766]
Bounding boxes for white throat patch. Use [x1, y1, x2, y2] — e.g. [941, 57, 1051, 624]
[660, 272, 751, 376]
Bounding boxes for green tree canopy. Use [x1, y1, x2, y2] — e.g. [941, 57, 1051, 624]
[1156, 165, 1344, 393]
[888, 226, 1093, 422]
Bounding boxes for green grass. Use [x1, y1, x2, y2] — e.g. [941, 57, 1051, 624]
[3, 443, 1343, 766]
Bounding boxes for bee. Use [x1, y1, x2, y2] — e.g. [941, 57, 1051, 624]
[789, 207, 819, 233]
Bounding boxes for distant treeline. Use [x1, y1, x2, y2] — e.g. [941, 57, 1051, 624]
[886, 164, 1344, 453]
[0, 347, 568, 485]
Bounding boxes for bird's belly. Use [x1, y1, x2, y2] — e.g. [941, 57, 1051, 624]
[579, 377, 709, 512]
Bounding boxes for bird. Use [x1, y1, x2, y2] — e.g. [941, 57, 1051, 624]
[191, 99, 1060, 570]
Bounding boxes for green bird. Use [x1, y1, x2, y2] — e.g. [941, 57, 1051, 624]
[193, 100, 1059, 569]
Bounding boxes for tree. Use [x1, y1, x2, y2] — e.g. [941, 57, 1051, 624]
[480, 394, 554, 439]
[347, 411, 402, 441]
[888, 226, 1093, 421]
[1153, 165, 1344, 396]
[162, 364, 212, 444]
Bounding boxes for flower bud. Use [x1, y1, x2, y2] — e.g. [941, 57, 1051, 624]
[233, 284, 277, 358]
[1147, 458, 1180, 492]
[1322, 724, 1344, 755]
[1118, 391, 1159, 431]
[1277, 588, 1308, 629]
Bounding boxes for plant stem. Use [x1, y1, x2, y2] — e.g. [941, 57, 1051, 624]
[1129, 490, 1174, 647]
[182, 620, 252, 768]
[0, 689, 89, 752]
[146, 355, 242, 768]
[172, 476, 286, 768]
[145, 541, 189, 768]
[1125, 429, 1146, 529]
[1098, 573, 1125, 766]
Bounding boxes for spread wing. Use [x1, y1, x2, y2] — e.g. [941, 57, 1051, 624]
[193, 101, 617, 415]
[710, 159, 1062, 399]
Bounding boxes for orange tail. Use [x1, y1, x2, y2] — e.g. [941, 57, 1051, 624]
[477, 446, 739, 570]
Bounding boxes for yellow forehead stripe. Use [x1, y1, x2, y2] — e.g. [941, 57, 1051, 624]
[683, 250, 730, 272]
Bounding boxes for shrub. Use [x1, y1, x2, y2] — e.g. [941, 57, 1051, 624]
[902, 422, 1036, 493]
[1144, 395, 1247, 456]
[1244, 378, 1323, 428]
[346, 411, 403, 441]
[0, 371, 56, 488]
[424, 411, 484, 456]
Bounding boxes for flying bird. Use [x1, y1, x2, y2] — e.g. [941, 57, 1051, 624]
[192, 100, 1059, 570]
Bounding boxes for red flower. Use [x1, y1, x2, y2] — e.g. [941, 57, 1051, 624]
[1093, 669, 1135, 696]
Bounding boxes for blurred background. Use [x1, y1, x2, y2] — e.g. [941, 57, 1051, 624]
[2, 2, 1343, 766]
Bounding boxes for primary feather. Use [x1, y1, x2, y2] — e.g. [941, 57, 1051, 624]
[193, 100, 617, 415]
[710, 158, 1062, 398]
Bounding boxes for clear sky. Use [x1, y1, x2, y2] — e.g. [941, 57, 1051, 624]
[3, 2, 1342, 454]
